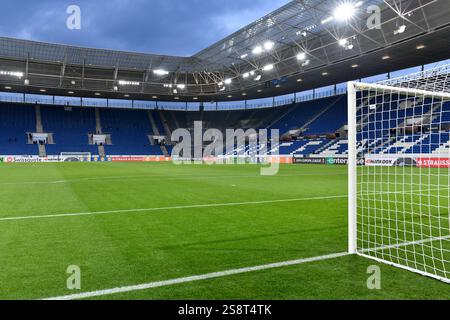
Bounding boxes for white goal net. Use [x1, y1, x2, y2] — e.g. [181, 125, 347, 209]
[348, 65, 450, 284]
[60, 152, 92, 161]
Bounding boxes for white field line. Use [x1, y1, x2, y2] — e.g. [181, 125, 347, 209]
[42, 252, 349, 300]
[0, 195, 347, 222]
[0, 172, 347, 186]
[1, 186, 446, 223]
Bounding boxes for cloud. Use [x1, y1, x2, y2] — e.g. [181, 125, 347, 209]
[0, 0, 290, 56]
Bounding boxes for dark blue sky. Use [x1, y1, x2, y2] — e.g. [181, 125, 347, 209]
[0, 0, 289, 56]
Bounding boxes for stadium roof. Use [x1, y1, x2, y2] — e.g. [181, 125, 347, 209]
[0, 0, 449, 102]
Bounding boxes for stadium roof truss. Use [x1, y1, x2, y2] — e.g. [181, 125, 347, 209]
[0, 0, 449, 102]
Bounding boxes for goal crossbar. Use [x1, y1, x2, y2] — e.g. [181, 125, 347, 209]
[352, 82, 450, 99]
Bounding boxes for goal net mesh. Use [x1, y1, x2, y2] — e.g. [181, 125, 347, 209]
[60, 152, 91, 157]
[353, 65, 450, 283]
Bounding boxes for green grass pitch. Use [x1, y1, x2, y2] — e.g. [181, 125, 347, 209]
[0, 162, 448, 300]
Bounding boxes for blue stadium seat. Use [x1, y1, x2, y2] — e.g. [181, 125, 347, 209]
[0, 104, 38, 155]
[100, 108, 163, 155]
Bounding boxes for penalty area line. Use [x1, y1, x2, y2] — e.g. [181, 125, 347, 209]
[42, 252, 349, 300]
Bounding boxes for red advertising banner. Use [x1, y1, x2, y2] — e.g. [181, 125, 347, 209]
[416, 158, 450, 168]
[111, 156, 171, 162]
[269, 156, 292, 164]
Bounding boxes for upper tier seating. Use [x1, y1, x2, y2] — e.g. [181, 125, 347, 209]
[269, 96, 344, 135]
[303, 96, 347, 135]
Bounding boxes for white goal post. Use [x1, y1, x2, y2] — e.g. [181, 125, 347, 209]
[348, 66, 450, 284]
[60, 152, 91, 158]
[60, 152, 92, 161]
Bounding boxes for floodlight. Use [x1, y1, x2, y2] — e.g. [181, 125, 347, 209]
[118, 80, 140, 86]
[321, 17, 334, 25]
[339, 39, 348, 47]
[153, 69, 169, 76]
[0, 70, 24, 78]
[394, 25, 406, 35]
[224, 78, 232, 85]
[252, 46, 263, 55]
[262, 64, 274, 71]
[296, 52, 307, 61]
[263, 41, 275, 51]
[333, 2, 356, 22]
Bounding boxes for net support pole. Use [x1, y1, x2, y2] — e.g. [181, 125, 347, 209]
[347, 82, 357, 254]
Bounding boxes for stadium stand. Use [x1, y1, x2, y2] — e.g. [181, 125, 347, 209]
[269, 96, 343, 135]
[100, 108, 164, 156]
[41, 105, 98, 155]
[356, 95, 450, 156]
[1, 95, 449, 157]
[314, 139, 349, 157]
[302, 96, 347, 135]
[0, 104, 38, 155]
[152, 111, 166, 136]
